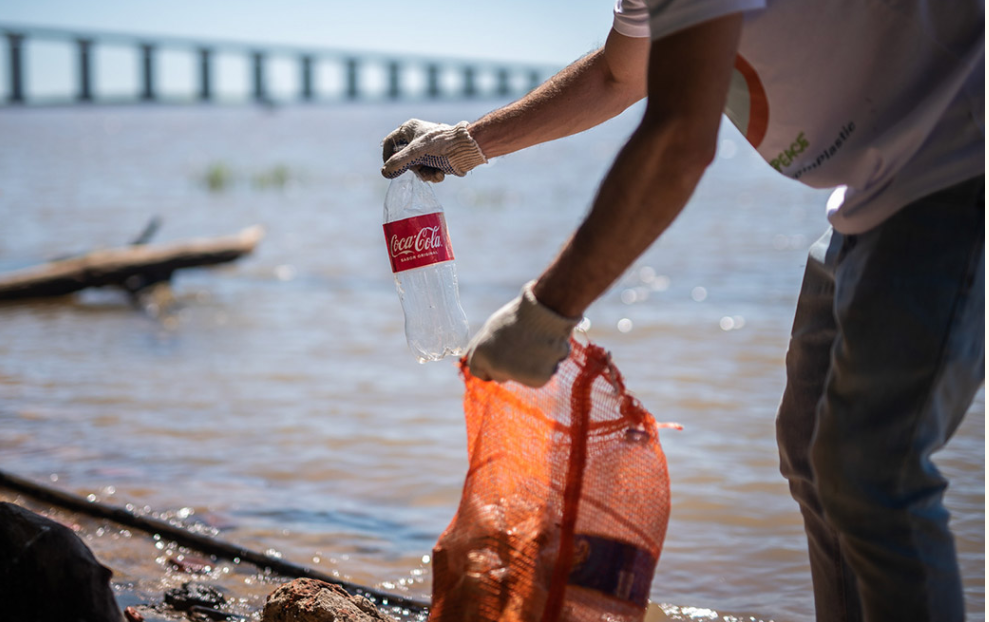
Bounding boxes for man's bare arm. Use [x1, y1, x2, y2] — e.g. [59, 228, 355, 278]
[533, 14, 744, 317]
[469, 29, 650, 159]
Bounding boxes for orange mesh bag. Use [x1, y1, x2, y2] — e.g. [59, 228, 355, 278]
[429, 338, 678, 622]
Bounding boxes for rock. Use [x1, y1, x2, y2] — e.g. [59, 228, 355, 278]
[163, 581, 226, 611]
[0, 501, 124, 622]
[262, 578, 397, 622]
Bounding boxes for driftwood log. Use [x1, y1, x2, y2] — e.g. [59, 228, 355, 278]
[0, 225, 264, 301]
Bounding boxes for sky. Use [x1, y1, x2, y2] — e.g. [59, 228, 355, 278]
[0, 1, 617, 101]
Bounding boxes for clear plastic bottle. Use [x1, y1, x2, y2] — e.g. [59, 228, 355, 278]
[383, 172, 470, 363]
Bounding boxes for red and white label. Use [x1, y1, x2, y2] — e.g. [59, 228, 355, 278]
[383, 213, 455, 273]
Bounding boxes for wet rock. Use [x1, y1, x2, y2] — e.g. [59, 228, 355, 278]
[262, 578, 396, 622]
[163, 581, 226, 611]
[0, 501, 124, 622]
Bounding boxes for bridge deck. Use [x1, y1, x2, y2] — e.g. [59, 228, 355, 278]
[1, 24, 556, 105]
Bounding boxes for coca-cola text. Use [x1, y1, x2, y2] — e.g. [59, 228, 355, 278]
[383, 213, 454, 273]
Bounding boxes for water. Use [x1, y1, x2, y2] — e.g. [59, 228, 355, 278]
[0, 102, 983, 622]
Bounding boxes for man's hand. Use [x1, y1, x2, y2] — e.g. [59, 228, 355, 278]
[467, 281, 581, 388]
[381, 119, 486, 182]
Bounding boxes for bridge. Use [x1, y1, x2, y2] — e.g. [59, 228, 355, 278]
[1, 24, 558, 106]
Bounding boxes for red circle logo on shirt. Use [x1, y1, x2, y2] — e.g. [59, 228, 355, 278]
[730, 54, 769, 149]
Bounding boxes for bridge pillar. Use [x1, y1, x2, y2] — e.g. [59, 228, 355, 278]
[140, 43, 155, 101]
[6, 33, 24, 104]
[198, 48, 211, 101]
[252, 51, 266, 102]
[345, 58, 359, 99]
[301, 55, 314, 101]
[462, 66, 476, 98]
[496, 68, 510, 97]
[426, 64, 440, 99]
[528, 69, 542, 93]
[387, 61, 400, 100]
[76, 38, 93, 102]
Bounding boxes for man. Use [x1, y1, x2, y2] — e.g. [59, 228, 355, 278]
[381, 1, 984, 620]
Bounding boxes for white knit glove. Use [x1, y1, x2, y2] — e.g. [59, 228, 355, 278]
[381, 119, 487, 182]
[467, 281, 581, 388]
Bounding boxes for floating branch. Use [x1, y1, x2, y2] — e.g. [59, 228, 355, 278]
[0, 225, 264, 301]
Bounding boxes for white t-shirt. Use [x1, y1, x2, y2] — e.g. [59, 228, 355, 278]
[613, 0, 985, 234]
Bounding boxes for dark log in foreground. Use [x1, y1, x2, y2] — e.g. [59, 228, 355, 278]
[0, 469, 430, 614]
[0, 225, 264, 301]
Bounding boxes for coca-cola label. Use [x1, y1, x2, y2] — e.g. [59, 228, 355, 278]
[383, 212, 454, 273]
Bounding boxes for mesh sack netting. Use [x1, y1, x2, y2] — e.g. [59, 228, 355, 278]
[429, 338, 678, 622]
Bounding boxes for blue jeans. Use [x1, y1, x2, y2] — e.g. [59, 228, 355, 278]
[776, 176, 984, 622]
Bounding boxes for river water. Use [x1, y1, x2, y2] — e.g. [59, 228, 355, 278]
[0, 102, 983, 622]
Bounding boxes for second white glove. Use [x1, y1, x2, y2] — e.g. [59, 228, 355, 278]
[467, 281, 581, 388]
